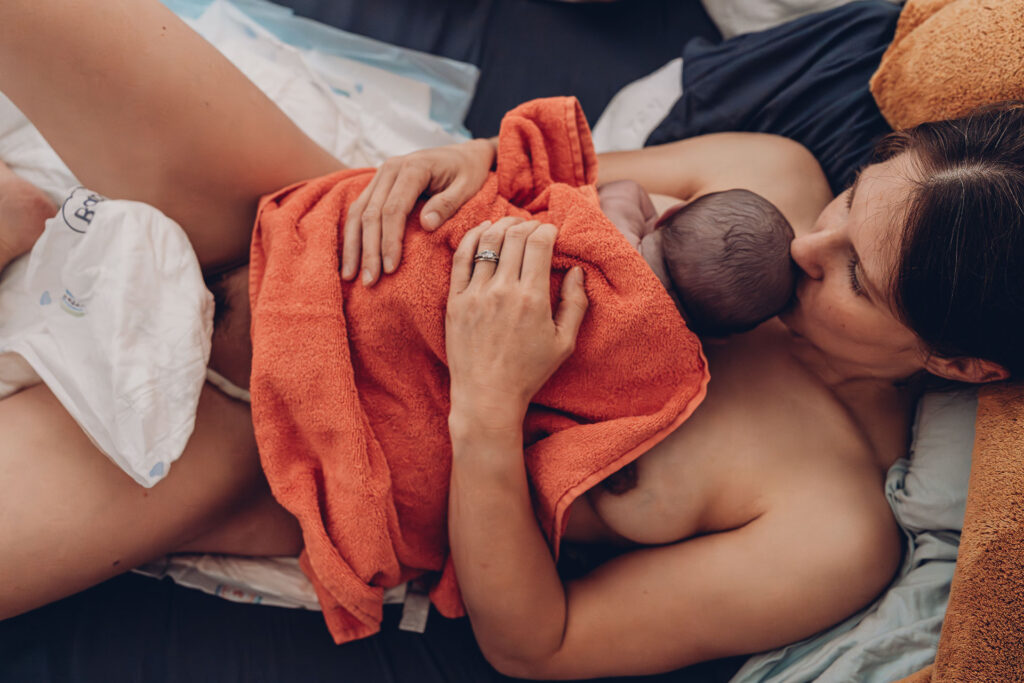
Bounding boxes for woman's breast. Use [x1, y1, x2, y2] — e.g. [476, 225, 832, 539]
[563, 323, 862, 548]
[571, 425, 765, 546]
[563, 385, 769, 547]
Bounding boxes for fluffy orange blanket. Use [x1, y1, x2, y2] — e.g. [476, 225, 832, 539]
[896, 383, 1024, 682]
[869, 0, 1024, 129]
[248, 97, 708, 643]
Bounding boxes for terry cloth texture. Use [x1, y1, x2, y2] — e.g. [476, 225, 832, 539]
[896, 383, 1024, 683]
[646, 0, 900, 195]
[248, 96, 709, 644]
[870, 0, 1024, 130]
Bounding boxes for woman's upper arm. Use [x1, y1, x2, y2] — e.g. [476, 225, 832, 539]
[597, 133, 832, 230]
[502, 496, 900, 680]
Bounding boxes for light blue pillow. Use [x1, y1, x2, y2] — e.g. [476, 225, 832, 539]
[731, 388, 976, 683]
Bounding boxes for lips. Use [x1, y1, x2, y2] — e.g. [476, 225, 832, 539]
[793, 273, 815, 304]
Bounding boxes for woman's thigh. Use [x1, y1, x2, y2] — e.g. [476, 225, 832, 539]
[0, 382, 264, 620]
[0, 0, 342, 273]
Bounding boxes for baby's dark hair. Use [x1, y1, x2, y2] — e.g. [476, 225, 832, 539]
[660, 189, 796, 336]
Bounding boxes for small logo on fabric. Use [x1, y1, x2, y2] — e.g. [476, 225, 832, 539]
[59, 289, 86, 317]
[214, 584, 263, 604]
[60, 187, 106, 234]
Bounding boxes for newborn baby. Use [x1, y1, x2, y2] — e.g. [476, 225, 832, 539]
[598, 179, 796, 336]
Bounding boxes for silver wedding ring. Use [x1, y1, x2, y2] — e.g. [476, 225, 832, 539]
[473, 249, 500, 264]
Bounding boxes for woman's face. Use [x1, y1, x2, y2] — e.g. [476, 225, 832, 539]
[779, 153, 929, 379]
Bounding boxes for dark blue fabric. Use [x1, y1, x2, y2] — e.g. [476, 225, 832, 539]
[280, 0, 721, 137]
[0, 573, 746, 683]
[648, 1, 902, 194]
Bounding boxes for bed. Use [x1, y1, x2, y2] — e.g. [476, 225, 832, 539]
[2, 1, 984, 681]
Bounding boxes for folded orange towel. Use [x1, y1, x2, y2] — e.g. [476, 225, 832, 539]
[870, 0, 1024, 129]
[896, 382, 1024, 682]
[248, 97, 709, 643]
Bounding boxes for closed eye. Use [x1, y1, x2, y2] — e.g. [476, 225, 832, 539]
[848, 253, 864, 296]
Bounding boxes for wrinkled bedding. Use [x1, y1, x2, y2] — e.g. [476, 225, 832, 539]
[733, 390, 975, 683]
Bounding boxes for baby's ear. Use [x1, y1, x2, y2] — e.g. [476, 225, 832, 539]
[923, 355, 1009, 384]
[653, 203, 686, 230]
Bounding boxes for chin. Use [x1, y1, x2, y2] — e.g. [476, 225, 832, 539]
[777, 308, 815, 346]
[777, 305, 800, 332]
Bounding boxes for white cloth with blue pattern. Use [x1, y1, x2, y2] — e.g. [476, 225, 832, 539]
[0, 189, 213, 487]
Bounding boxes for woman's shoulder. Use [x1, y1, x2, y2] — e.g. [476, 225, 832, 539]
[701, 323, 880, 469]
[703, 324, 901, 559]
[598, 132, 833, 233]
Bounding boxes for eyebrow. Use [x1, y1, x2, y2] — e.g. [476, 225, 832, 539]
[846, 170, 863, 208]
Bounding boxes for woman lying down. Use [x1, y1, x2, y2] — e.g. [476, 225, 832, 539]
[2, 1, 1023, 679]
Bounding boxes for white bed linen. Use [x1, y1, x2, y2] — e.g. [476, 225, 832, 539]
[701, 0, 901, 40]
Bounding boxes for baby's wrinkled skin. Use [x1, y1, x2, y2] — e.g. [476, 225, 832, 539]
[597, 179, 680, 302]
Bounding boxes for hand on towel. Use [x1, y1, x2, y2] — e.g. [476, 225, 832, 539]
[341, 137, 498, 286]
[446, 217, 589, 430]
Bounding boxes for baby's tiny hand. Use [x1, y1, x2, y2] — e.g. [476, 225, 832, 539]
[598, 180, 657, 250]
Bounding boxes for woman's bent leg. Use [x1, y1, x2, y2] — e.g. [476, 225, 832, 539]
[0, 382, 267, 620]
[0, 0, 342, 273]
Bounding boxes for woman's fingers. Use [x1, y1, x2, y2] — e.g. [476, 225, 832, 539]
[343, 159, 430, 285]
[469, 217, 521, 285]
[341, 165, 398, 283]
[418, 138, 495, 230]
[449, 221, 491, 296]
[379, 164, 431, 274]
[340, 177, 377, 280]
[419, 177, 469, 231]
[445, 216, 589, 424]
[342, 138, 496, 285]
[493, 219, 541, 283]
[358, 165, 406, 285]
[518, 223, 559, 295]
[555, 267, 589, 350]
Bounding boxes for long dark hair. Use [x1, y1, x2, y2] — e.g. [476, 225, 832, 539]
[874, 102, 1024, 379]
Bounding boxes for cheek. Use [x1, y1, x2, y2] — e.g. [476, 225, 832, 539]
[809, 195, 846, 234]
[793, 283, 867, 343]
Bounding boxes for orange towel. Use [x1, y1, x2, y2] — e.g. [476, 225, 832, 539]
[870, 0, 1024, 130]
[248, 97, 709, 643]
[895, 382, 1024, 682]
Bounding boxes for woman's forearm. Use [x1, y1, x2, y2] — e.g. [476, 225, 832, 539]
[442, 216, 587, 671]
[448, 414, 568, 669]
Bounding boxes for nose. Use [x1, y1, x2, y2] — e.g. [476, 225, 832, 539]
[790, 230, 829, 280]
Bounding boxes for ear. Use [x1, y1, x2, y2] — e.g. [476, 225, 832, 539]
[654, 202, 687, 229]
[923, 355, 1010, 384]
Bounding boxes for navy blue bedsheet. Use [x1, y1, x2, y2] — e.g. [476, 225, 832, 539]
[648, 1, 901, 194]
[0, 573, 745, 683]
[281, 0, 721, 136]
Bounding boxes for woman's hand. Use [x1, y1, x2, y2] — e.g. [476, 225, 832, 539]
[445, 217, 589, 432]
[342, 138, 497, 286]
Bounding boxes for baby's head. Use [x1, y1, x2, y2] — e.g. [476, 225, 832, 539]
[657, 189, 796, 336]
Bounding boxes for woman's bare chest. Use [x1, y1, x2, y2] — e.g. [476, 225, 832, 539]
[565, 386, 779, 546]
[563, 326, 896, 547]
